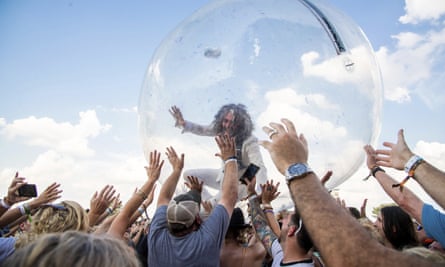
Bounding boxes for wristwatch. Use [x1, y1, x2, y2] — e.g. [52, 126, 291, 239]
[285, 163, 313, 184]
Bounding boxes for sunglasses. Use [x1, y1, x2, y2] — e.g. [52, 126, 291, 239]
[41, 203, 68, 211]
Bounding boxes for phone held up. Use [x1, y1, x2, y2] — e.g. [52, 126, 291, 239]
[239, 163, 260, 185]
[18, 184, 38, 197]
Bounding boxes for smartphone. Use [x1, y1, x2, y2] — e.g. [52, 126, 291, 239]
[239, 163, 260, 185]
[18, 184, 38, 197]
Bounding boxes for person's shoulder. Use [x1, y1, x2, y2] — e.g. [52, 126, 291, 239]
[242, 135, 259, 145]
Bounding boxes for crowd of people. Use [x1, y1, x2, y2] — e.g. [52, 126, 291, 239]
[1, 103, 445, 266]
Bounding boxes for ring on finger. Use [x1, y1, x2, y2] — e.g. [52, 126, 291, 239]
[268, 129, 278, 139]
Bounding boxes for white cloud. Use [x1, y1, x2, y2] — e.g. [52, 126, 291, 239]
[399, 0, 445, 24]
[376, 28, 445, 105]
[0, 150, 147, 209]
[0, 110, 111, 157]
[414, 140, 445, 169]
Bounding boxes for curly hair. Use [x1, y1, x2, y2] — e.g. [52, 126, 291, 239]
[212, 103, 254, 153]
[15, 200, 90, 248]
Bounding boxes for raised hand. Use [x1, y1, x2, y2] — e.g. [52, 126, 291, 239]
[145, 150, 164, 183]
[90, 185, 116, 216]
[202, 200, 213, 214]
[364, 144, 378, 169]
[260, 118, 308, 175]
[261, 180, 280, 205]
[185, 176, 203, 193]
[6, 172, 29, 205]
[166, 146, 184, 172]
[215, 134, 236, 161]
[375, 129, 414, 170]
[33, 182, 62, 206]
[169, 105, 185, 128]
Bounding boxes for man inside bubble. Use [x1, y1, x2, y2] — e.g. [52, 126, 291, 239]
[170, 103, 267, 204]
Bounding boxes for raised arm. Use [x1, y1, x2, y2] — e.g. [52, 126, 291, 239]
[169, 105, 186, 128]
[169, 105, 217, 136]
[216, 134, 238, 215]
[260, 118, 431, 267]
[375, 129, 445, 209]
[364, 144, 423, 223]
[108, 150, 163, 239]
[129, 185, 156, 223]
[88, 185, 116, 227]
[0, 172, 30, 217]
[156, 146, 184, 207]
[0, 182, 62, 228]
[260, 180, 281, 237]
[246, 177, 278, 256]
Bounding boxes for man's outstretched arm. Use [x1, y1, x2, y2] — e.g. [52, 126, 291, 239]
[260, 119, 433, 267]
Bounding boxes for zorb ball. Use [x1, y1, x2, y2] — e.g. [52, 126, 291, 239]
[138, 0, 382, 198]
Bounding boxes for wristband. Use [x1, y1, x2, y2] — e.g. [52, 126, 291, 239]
[261, 204, 273, 210]
[263, 208, 274, 214]
[0, 198, 11, 209]
[371, 166, 385, 177]
[394, 156, 424, 191]
[224, 156, 237, 165]
[19, 205, 26, 215]
[404, 155, 423, 173]
[136, 189, 148, 200]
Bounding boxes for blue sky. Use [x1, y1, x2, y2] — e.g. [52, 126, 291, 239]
[1, 0, 445, 215]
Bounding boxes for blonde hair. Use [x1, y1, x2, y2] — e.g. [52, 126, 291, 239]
[5, 231, 141, 267]
[15, 201, 90, 248]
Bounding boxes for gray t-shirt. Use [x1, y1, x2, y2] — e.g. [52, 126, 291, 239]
[147, 204, 229, 267]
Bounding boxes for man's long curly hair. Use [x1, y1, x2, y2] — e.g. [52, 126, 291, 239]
[212, 103, 253, 150]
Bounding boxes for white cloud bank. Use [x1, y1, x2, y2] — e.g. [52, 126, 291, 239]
[376, 1, 445, 106]
[399, 0, 445, 24]
[0, 110, 147, 208]
[0, 110, 111, 158]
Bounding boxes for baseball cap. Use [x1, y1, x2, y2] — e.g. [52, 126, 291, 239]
[167, 189, 201, 228]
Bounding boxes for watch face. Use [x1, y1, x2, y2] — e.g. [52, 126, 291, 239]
[286, 163, 311, 180]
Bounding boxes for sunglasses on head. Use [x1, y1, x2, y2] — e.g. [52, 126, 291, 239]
[41, 203, 68, 211]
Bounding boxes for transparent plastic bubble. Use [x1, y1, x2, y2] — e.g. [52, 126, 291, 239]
[139, 0, 382, 209]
